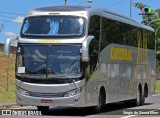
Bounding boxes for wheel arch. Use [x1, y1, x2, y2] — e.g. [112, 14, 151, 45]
[97, 84, 106, 103]
[100, 86, 106, 102]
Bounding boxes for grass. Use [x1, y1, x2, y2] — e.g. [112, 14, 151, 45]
[0, 90, 16, 102]
[155, 80, 160, 94]
[0, 52, 16, 102]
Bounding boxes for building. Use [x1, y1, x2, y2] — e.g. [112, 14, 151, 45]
[0, 43, 16, 54]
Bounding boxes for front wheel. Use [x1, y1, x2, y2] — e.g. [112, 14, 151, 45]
[93, 91, 105, 113]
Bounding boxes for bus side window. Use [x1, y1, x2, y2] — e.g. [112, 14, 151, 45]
[85, 43, 98, 79]
[86, 15, 100, 78]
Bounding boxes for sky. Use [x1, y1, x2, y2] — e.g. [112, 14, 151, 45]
[0, 0, 159, 43]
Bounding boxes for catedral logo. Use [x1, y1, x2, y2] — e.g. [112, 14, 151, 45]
[110, 47, 132, 61]
[139, 6, 153, 15]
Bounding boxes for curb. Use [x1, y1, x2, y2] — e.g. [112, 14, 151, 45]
[0, 102, 18, 108]
[152, 94, 160, 96]
[0, 104, 18, 108]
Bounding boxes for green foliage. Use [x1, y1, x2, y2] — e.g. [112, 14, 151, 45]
[156, 59, 160, 72]
[134, 2, 159, 26]
[155, 8, 160, 17]
[85, 64, 90, 79]
[155, 80, 160, 94]
[0, 89, 16, 102]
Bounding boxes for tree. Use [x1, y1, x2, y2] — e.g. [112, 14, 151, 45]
[134, 2, 160, 71]
[134, 2, 159, 25]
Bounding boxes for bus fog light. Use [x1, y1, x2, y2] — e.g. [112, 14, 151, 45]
[75, 99, 79, 102]
[17, 87, 30, 96]
[64, 87, 82, 97]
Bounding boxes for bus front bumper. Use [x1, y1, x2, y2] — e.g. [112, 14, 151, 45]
[16, 91, 85, 107]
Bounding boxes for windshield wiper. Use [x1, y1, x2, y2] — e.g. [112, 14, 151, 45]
[55, 75, 77, 89]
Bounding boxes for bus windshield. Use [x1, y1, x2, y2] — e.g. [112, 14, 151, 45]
[16, 45, 82, 79]
[21, 16, 85, 38]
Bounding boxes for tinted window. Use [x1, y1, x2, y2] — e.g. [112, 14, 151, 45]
[21, 16, 85, 38]
[147, 30, 155, 50]
[16, 45, 82, 79]
[87, 15, 100, 75]
[100, 17, 155, 51]
[100, 17, 138, 51]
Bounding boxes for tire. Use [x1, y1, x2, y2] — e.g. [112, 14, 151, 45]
[141, 94, 145, 106]
[133, 86, 144, 106]
[37, 106, 49, 114]
[93, 90, 105, 113]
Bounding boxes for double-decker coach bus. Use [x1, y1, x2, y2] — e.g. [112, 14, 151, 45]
[4, 6, 156, 113]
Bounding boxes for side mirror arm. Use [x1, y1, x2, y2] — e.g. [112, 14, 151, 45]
[82, 36, 94, 62]
[4, 35, 18, 57]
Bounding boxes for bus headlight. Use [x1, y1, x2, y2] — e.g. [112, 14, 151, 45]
[17, 87, 30, 96]
[64, 87, 82, 97]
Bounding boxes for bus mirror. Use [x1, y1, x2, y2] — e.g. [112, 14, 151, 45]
[82, 35, 94, 62]
[4, 36, 18, 57]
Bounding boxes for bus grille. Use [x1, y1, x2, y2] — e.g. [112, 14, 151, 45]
[29, 92, 64, 98]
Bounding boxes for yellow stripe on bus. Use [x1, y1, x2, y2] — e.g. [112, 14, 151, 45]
[129, 29, 151, 94]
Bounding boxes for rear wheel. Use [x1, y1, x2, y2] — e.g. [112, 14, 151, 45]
[141, 95, 145, 105]
[133, 86, 144, 106]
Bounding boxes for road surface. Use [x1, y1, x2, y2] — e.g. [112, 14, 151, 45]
[1, 94, 160, 118]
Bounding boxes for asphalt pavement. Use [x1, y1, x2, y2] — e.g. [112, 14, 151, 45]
[0, 94, 160, 118]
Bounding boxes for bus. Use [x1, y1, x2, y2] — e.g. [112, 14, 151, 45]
[4, 6, 156, 113]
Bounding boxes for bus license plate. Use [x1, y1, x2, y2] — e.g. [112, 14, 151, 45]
[41, 99, 53, 103]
